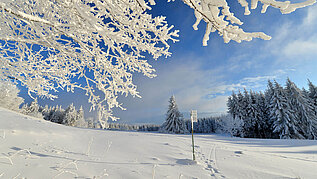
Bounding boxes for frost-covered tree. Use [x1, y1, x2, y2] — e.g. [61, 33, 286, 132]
[76, 106, 87, 128]
[41, 105, 50, 120]
[86, 117, 95, 128]
[0, 80, 24, 111]
[50, 105, 65, 124]
[308, 80, 317, 112]
[236, 90, 246, 120]
[21, 98, 43, 118]
[285, 78, 317, 139]
[64, 103, 77, 126]
[256, 91, 272, 138]
[240, 89, 258, 137]
[216, 115, 243, 137]
[227, 91, 239, 119]
[0, 0, 315, 126]
[271, 81, 304, 139]
[160, 95, 187, 134]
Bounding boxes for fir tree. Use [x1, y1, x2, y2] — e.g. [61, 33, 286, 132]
[0, 80, 24, 111]
[76, 106, 86, 127]
[257, 91, 272, 138]
[51, 105, 65, 124]
[271, 81, 303, 139]
[285, 78, 317, 139]
[160, 96, 187, 134]
[21, 98, 43, 118]
[227, 91, 238, 119]
[64, 103, 77, 126]
[308, 80, 317, 113]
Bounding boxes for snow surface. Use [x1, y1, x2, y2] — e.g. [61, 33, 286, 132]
[0, 107, 317, 179]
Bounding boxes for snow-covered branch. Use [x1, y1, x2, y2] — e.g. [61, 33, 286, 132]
[181, 0, 316, 45]
[0, 0, 178, 124]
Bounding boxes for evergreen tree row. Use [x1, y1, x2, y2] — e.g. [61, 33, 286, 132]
[106, 123, 160, 132]
[21, 99, 86, 127]
[184, 118, 216, 133]
[227, 79, 317, 139]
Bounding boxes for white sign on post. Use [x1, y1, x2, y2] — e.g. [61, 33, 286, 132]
[190, 110, 197, 123]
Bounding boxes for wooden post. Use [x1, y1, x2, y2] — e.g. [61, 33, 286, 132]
[190, 110, 197, 161]
[191, 119, 195, 161]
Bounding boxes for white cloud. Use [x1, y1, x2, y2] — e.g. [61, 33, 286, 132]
[266, 4, 317, 60]
[282, 38, 317, 57]
[303, 5, 317, 27]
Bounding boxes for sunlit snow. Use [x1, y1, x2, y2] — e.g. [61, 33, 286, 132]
[0, 107, 317, 178]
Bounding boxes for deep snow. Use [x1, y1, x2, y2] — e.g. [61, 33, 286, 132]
[0, 107, 317, 179]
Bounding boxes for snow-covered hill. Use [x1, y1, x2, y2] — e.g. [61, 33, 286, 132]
[0, 107, 317, 179]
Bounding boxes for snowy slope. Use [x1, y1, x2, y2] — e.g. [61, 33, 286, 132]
[0, 107, 317, 179]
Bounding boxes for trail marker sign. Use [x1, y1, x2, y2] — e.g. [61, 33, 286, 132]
[190, 110, 197, 123]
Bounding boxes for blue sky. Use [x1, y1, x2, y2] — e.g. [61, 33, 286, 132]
[23, 1, 317, 124]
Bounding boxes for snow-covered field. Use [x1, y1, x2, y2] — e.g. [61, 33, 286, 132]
[1, 107, 317, 179]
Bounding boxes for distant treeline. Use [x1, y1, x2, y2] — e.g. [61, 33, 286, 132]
[106, 123, 160, 131]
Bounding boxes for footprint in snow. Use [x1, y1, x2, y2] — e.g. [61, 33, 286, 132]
[176, 159, 197, 165]
[234, 151, 243, 156]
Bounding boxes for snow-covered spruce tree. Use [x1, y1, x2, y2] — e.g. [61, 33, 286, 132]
[271, 81, 304, 139]
[0, 0, 315, 126]
[216, 115, 243, 136]
[50, 105, 65, 124]
[236, 90, 245, 120]
[264, 80, 276, 137]
[64, 103, 78, 126]
[302, 84, 317, 139]
[41, 105, 50, 121]
[256, 91, 272, 138]
[285, 78, 317, 139]
[308, 80, 317, 113]
[21, 98, 43, 118]
[241, 89, 258, 138]
[0, 80, 24, 111]
[160, 95, 187, 134]
[76, 106, 87, 128]
[227, 91, 239, 119]
[86, 117, 95, 128]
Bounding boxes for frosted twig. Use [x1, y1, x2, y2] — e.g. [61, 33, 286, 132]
[53, 170, 78, 178]
[58, 160, 78, 171]
[12, 173, 20, 179]
[86, 137, 94, 156]
[10, 149, 36, 159]
[93, 169, 109, 178]
[182, 0, 315, 45]
[102, 140, 112, 158]
[152, 164, 157, 179]
[0, 156, 13, 165]
[179, 174, 183, 179]
[0, 130, 5, 139]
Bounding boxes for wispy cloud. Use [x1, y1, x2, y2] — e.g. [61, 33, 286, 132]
[266, 4, 317, 61]
[282, 37, 317, 57]
[303, 5, 317, 27]
[116, 56, 290, 124]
